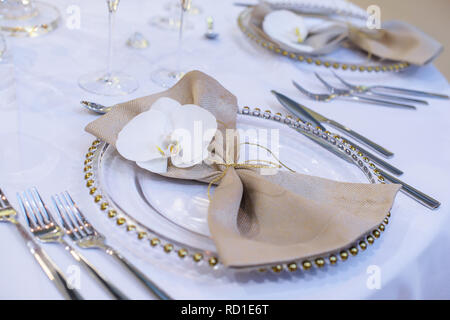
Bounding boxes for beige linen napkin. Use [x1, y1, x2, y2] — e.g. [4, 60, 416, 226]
[249, 4, 442, 65]
[86, 71, 400, 267]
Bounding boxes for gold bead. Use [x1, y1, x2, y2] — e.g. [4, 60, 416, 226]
[298, 55, 304, 61]
[287, 263, 298, 272]
[86, 180, 94, 187]
[137, 231, 146, 239]
[315, 59, 322, 66]
[86, 152, 93, 158]
[100, 202, 108, 210]
[92, 140, 100, 145]
[88, 146, 96, 152]
[272, 265, 283, 273]
[340, 251, 348, 260]
[209, 257, 218, 267]
[258, 268, 267, 273]
[150, 238, 160, 247]
[359, 241, 367, 250]
[84, 173, 93, 180]
[306, 57, 313, 64]
[350, 247, 358, 256]
[302, 261, 312, 270]
[359, 66, 365, 72]
[193, 253, 203, 262]
[379, 224, 385, 232]
[383, 218, 389, 225]
[84, 159, 92, 165]
[116, 217, 126, 225]
[94, 195, 102, 203]
[84, 165, 92, 172]
[164, 244, 173, 253]
[387, 212, 391, 217]
[177, 249, 188, 258]
[126, 224, 135, 232]
[315, 258, 325, 268]
[342, 64, 348, 70]
[329, 255, 337, 265]
[324, 62, 330, 67]
[282, 51, 288, 56]
[89, 187, 97, 195]
[373, 230, 381, 238]
[108, 210, 117, 218]
[333, 63, 340, 69]
[367, 235, 374, 244]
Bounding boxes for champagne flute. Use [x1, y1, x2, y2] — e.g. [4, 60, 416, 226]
[151, 0, 191, 88]
[78, 0, 139, 96]
[150, 0, 196, 31]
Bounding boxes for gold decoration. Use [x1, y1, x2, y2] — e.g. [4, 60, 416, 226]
[359, 241, 367, 250]
[367, 235, 375, 244]
[108, 210, 117, 218]
[100, 202, 108, 210]
[94, 195, 102, 203]
[89, 187, 97, 195]
[315, 258, 325, 268]
[178, 249, 188, 258]
[116, 217, 126, 225]
[137, 231, 146, 239]
[340, 251, 349, 260]
[329, 255, 338, 265]
[86, 180, 94, 187]
[349, 247, 358, 256]
[150, 238, 160, 247]
[209, 257, 219, 267]
[302, 260, 312, 270]
[193, 253, 203, 262]
[287, 263, 298, 272]
[164, 244, 173, 253]
[272, 265, 283, 273]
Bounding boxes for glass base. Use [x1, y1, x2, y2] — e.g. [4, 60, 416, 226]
[149, 15, 194, 31]
[78, 71, 139, 96]
[0, 1, 60, 37]
[151, 67, 185, 88]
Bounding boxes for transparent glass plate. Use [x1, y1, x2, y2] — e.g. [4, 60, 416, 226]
[86, 109, 380, 272]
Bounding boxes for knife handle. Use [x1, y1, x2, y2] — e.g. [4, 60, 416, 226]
[379, 170, 441, 210]
[12, 220, 84, 300]
[327, 120, 394, 158]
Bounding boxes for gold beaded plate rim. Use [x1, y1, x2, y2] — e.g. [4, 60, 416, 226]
[83, 109, 391, 274]
[237, 8, 410, 73]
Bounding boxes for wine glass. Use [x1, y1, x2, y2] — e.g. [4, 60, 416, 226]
[150, 0, 195, 31]
[78, 0, 139, 96]
[0, 0, 60, 37]
[151, 0, 191, 88]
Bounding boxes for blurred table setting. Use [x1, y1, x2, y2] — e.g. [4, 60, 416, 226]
[0, 0, 450, 300]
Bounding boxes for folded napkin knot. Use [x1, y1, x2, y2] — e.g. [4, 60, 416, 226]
[86, 71, 400, 268]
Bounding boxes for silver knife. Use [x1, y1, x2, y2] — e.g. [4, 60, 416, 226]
[271, 90, 394, 158]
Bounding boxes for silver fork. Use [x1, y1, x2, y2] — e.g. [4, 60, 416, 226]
[331, 72, 429, 105]
[293, 80, 415, 110]
[312, 73, 417, 110]
[331, 71, 449, 100]
[52, 191, 171, 300]
[0, 188, 83, 300]
[17, 188, 128, 300]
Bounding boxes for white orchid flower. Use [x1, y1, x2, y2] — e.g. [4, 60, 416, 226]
[116, 97, 217, 173]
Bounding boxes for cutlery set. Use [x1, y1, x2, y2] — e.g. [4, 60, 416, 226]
[0, 188, 171, 300]
[271, 72, 445, 210]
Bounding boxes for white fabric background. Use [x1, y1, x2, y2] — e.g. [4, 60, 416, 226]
[0, 0, 449, 299]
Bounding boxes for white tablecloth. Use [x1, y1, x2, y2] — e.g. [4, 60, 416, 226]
[1, 0, 449, 300]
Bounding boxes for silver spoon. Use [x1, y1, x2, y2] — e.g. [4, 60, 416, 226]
[81, 101, 111, 114]
[204, 16, 219, 40]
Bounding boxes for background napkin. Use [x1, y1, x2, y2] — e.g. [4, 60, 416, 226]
[250, 3, 442, 65]
[86, 71, 400, 267]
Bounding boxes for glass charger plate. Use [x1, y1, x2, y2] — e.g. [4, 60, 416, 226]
[83, 108, 388, 274]
[237, 7, 411, 73]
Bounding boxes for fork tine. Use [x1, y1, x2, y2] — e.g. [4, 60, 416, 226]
[25, 189, 48, 227]
[52, 195, 79, 240]
[59, 193, 93, 236]
[31, 187, 53, 223]
[292, 81, 315, 98]
[17, 192, 38, 229]
[314, 72, 335, 91]
[63, 192, 96, 235]
[0, 188, 10, 208]
[331, 71, 358, 89]
[55, 194, 84, 239]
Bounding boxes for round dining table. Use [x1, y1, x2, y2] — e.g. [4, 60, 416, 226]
[0, 0, 449, 299]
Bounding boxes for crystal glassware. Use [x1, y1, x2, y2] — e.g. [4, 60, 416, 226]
[78, 0, 138, 96]
[0, 0, 60, 37]
[151, 0, 191, 88]
[150, 0, 195, 31]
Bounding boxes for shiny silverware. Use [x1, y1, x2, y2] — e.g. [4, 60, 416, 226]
[0, 188, 83, 300]
[331, 72, 428, 105]
[81, 101, 112, 114]
[297, 132, 440, 210]
[293, 80, 416, 110]
[52, 191, 171, 300]
[272, 90, 394, 158]
[204, 16, 219, 40]
[18, 188, 127, 300]
[331, 72, 449, 100]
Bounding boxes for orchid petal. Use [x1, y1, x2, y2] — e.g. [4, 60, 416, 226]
[116, 109, 172, 162]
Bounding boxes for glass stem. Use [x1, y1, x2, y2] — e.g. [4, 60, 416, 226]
[175, 7, 185, 75]
[106, 9, 116, 79]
